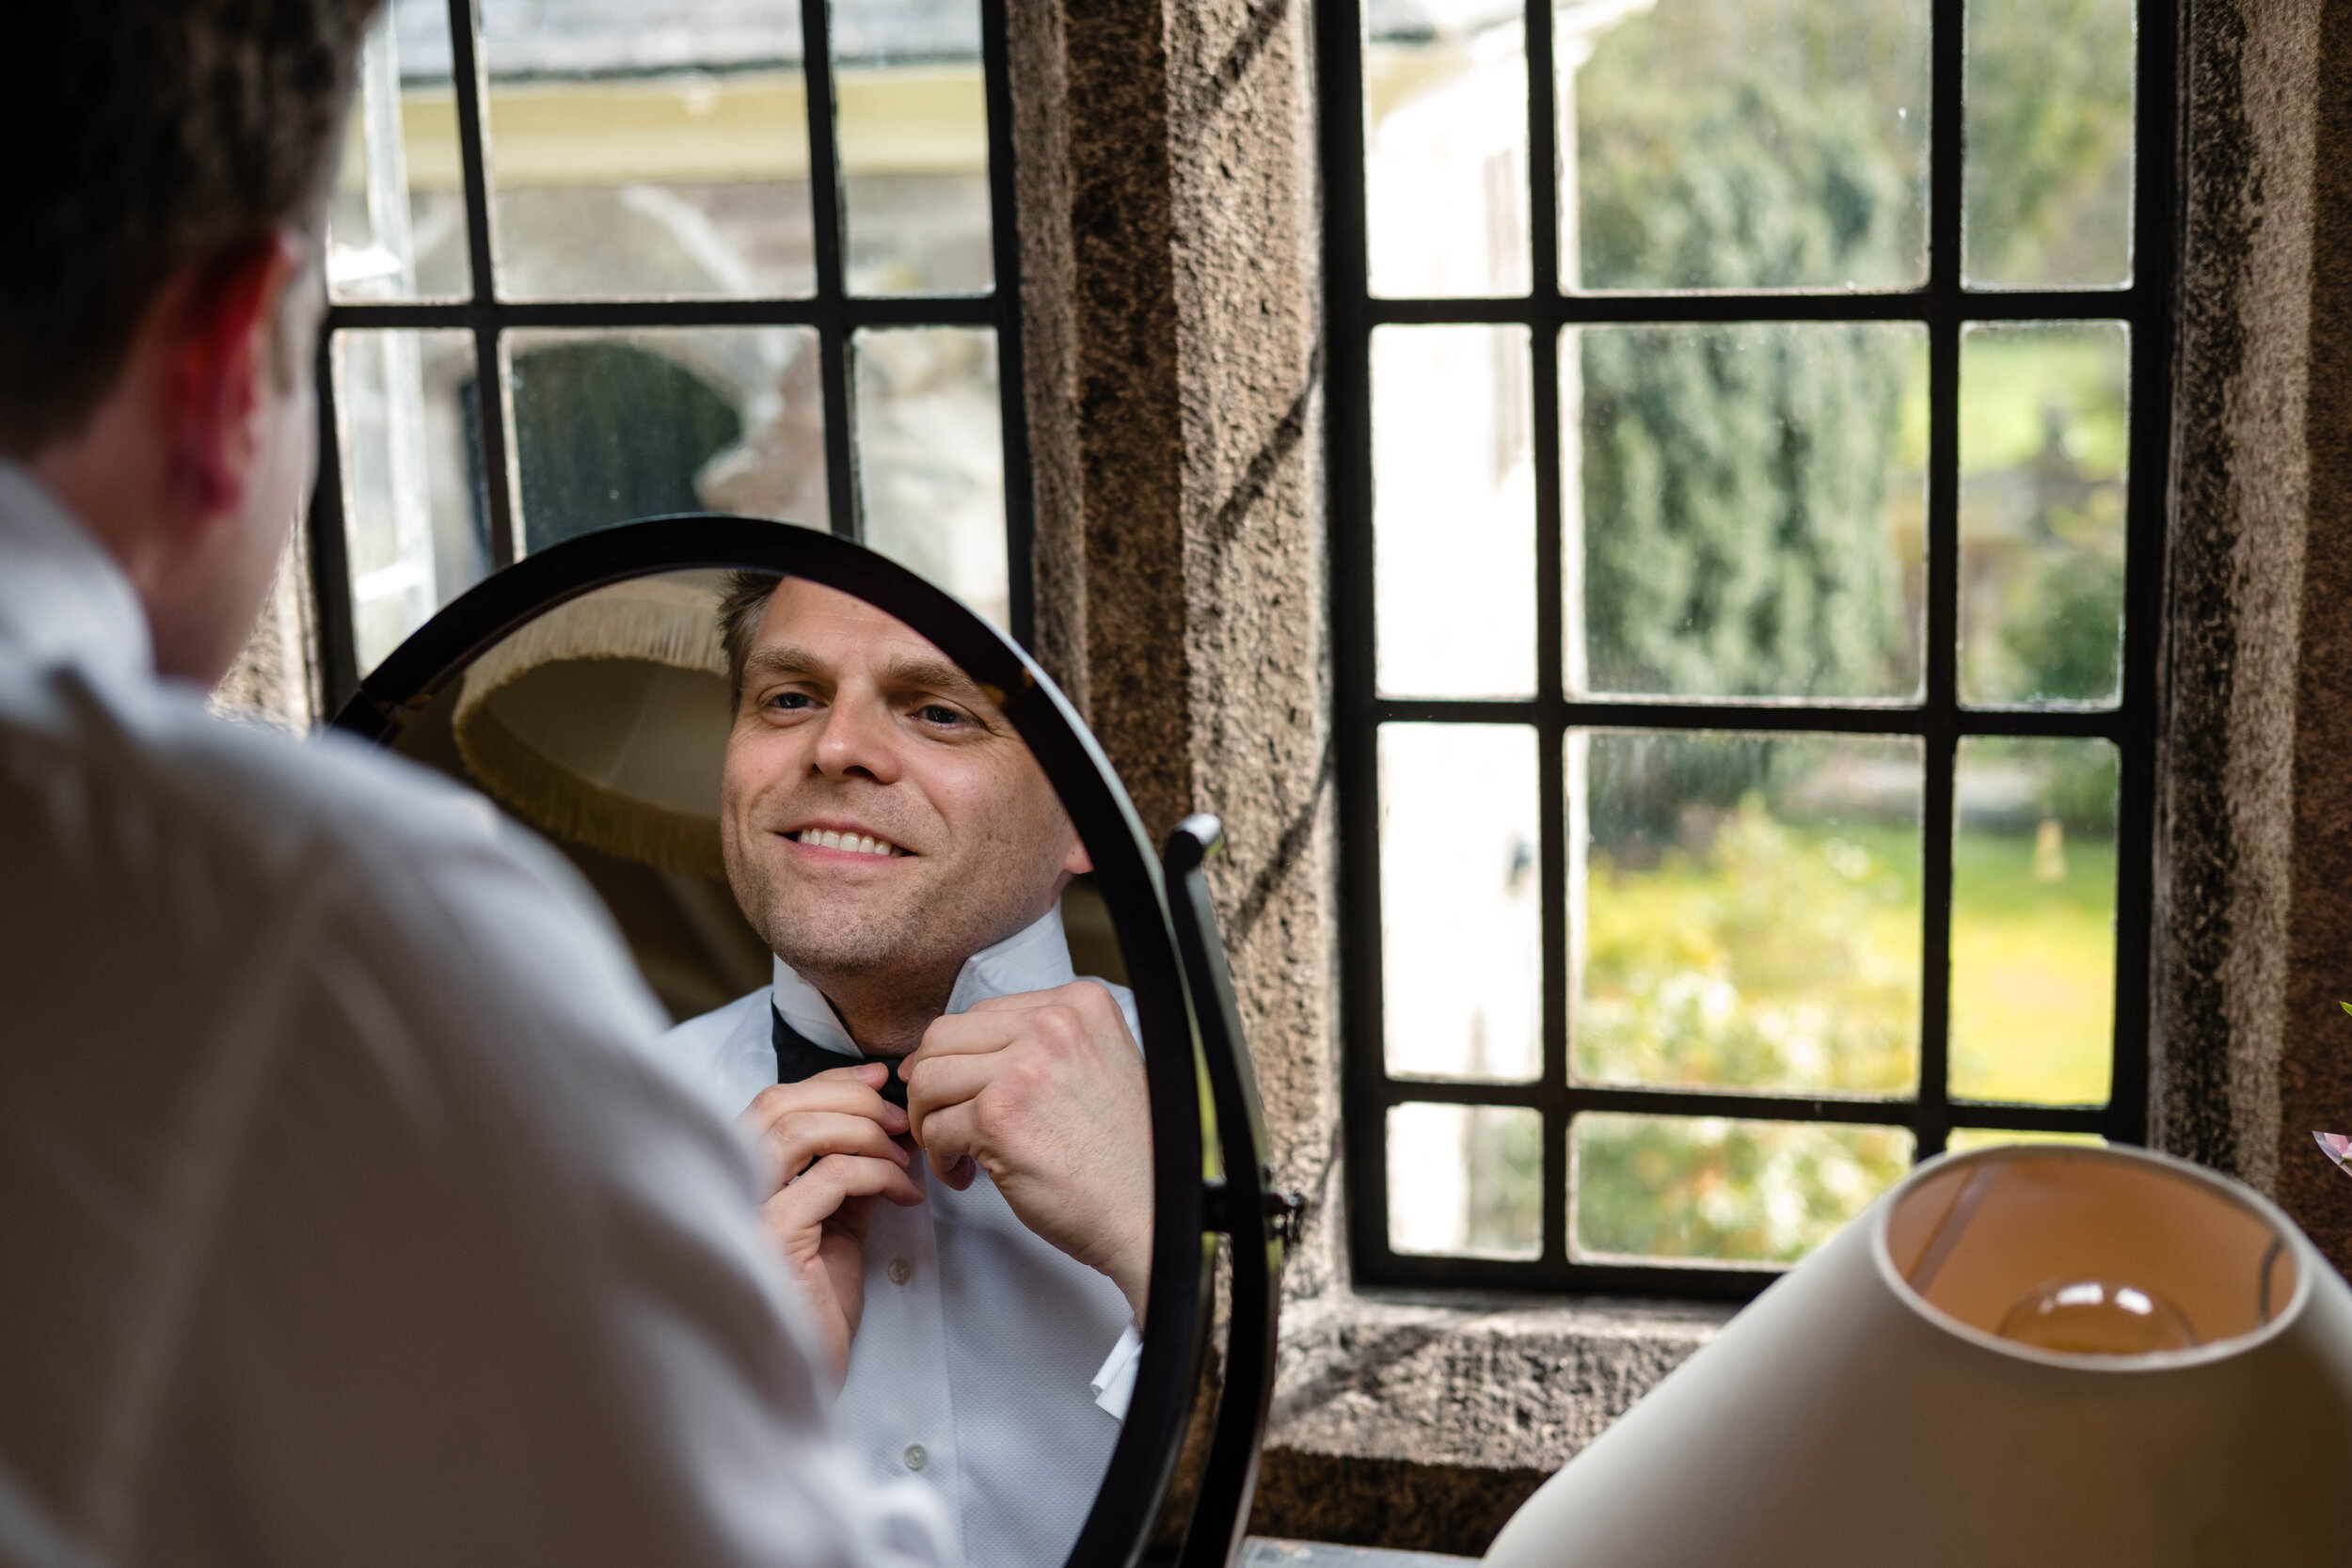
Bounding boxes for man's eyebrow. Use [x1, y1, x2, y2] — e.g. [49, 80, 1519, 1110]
[880, 655, 1009, 728]
[741, 644, 827, 681]
[879, 654, 987, 699]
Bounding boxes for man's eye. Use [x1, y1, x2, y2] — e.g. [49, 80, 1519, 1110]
[768, 691, 815, 712]
[916, 704, 966, 726]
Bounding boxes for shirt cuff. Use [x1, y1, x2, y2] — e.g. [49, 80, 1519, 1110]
[1089, 1323, 1143, 1421]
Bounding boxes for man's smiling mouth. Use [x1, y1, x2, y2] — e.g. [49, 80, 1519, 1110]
[790, 827, 906, 858]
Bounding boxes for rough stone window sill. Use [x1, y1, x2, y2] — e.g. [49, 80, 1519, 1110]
[1270, 1285, 1733, 1470]
[1248, 1286, 1736, 1554]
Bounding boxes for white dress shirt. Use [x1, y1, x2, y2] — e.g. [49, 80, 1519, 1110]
[652, 912, 1144, 1568]
[0, 463, 951, 1568]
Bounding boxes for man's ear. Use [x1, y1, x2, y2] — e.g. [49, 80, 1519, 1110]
[166, 231, 306, 522]
[1061, 827, 1093, 879]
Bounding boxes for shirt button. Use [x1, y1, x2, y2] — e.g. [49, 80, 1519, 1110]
[902, 1443, 929, 1472]
[887, 1257, 914, 1286]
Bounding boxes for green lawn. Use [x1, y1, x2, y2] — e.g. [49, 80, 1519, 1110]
[1949, 831, 2116, 1104]
[1577, 809, 1923, 1096]
[1566, 814, 2117, 1260]
[1577, 814, 2115, 1102]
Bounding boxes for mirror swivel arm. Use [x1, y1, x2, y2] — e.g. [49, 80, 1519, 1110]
[1200, 1175, 1310, 1251]
[1264, 1188, 1309, 1250]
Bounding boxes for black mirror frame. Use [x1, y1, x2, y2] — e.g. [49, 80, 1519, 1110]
[1163, 816, 1298, 1568]
[326, 515, 1280, 1567]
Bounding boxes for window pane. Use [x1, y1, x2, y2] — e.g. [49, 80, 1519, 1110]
[506, 327, 828, 553]
[1963, 0, 2135, 288]
[1958, 322, 2129, 706]
[481, 4, 815, 300]
[1574, 730, 1922, 1096]
[1564, 0, 1929, 292]
[1363, 9, 1530, 298]
[328, 0, 469, 300]
[1572, 1113, 1912, 1263]
[1946, 1129, 2105, 1154]
[1381, 723, 1541, 1083]
[1374, 325, 1535, 699]
[1950, 737, 2118, 1105]
[333, 329, 488, 673]
[834, 1, 993, 295]
[1388, 1102, 1543, 1259]
[852, 327, 1009, 628]
[1571, 323, 1926, 700]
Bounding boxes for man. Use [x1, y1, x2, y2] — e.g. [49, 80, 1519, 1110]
[0, 6, 946, 1564]
[652, 574, 1159, 1568]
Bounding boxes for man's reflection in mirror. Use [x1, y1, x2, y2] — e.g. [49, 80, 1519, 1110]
[652, 574, 1153, 1567]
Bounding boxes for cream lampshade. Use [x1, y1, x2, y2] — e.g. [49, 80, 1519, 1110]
[451, 571, 735, 878]
[1485, 1143, 2352, 1566]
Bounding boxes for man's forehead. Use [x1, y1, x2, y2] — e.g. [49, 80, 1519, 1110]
[759, 578, 946, 661]
[755, 578, 986, 694]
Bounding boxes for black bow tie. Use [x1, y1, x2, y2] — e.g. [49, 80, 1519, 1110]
[771, 1006, 909, 1109]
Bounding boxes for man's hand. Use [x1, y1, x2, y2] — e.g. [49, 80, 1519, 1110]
[737, 1063, 924, 1383]
[899, 983, 1153, 1323]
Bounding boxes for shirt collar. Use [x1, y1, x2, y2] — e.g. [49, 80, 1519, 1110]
[771, 906, 1080, 1059]
[0, 460, 152, 690]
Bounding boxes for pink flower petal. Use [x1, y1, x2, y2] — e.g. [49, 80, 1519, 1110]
[2314, 1131, 2352, 1168]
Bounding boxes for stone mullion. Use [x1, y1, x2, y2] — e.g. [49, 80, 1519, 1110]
[1012, 0, 1339, 1294]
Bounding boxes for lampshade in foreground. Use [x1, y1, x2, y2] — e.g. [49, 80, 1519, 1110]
[1486, 1144, 2352, 1566]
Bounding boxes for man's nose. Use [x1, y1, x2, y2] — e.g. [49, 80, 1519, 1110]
[812, 694, 903, 783]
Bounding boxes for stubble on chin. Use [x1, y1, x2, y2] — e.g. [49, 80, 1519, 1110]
[770, 889, 929, 981]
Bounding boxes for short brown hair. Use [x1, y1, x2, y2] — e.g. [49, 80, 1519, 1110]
[718, 570, 786, 705]
[0, 0, 382, 454]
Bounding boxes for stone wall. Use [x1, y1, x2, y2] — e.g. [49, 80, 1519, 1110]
[2153, 0, 2352, 1264]
[209, 522, 319, 734]
[1009, 0, 1344, 1298]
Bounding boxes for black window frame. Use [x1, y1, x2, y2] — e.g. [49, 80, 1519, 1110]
[1319, 0, 2179, 1298]
[305, 0, 1035, 713]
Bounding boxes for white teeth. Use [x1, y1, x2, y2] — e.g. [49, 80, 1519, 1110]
[797, 829, 899, 857]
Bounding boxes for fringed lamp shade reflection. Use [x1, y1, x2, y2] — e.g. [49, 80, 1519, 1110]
[452, 572, 735, 879]
[1486, 1145, 2352, 1566]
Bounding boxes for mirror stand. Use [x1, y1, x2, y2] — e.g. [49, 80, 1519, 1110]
[1165, 816, 1307, 1568]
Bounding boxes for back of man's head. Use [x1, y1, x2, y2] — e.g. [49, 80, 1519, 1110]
[0, 0, 381, 458]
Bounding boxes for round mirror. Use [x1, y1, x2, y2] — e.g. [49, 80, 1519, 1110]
[334, 516, 1219, 1568]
